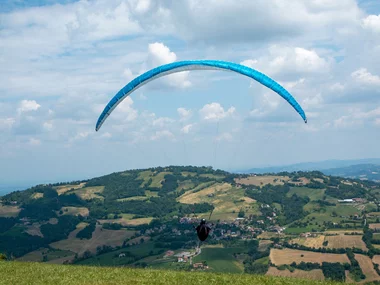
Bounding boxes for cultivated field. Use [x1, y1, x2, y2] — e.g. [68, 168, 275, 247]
[235, 176, 290, 187]
[291, 235, 325, 248]
[178, 183, 258, 221]
[372, 255, 380, 265]
[325, 235, 367, 250]
[31, 193, 44, 199]
[50, 226, 135, 255]
[58, 206, 89, 217]
[150, 171, 171, 188]
[98, 214, 153, 226]
[0, 204, 20, 217]
[24, 223, 43, 237]
[369, 223, 380, 230]
[270, 248, 350, 266]
[354, 254, 380, 283]
[17, 248, 74, 263]
[72, 186, 104, 200]
[54, 183, 86, 195]
[266, 267, 325, 281]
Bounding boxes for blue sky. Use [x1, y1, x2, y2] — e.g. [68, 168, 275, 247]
[1, 0, 380, 184]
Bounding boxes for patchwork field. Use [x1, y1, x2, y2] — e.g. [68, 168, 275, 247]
[354, 254, 380, 283]
[369, 223, 380, 230]
[192, 246, 246, 273]
[266, 267, 325, 281]
[58, 207, 89, 217]
[325, 235, 367, 250]
[54, 183, 86, 195]
[50, 226, 135, 255]
[31, 192, 44, 199]
[98, 214, 153, 226]
[372, 255, 380, 265]
[178, 182, 258, 221]
[291, 235, 326, 248]
[72, 186, 104, 201]
[24, 223, 43, 237]
[150, 171, 172, 188]
[269, 248, 350, 266]
[287, 187, 325, 201]
[235, 176, 290, 187]
[0, 204, 20, 217]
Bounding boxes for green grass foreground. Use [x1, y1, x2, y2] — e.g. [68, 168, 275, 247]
[0, 261, 342, 285]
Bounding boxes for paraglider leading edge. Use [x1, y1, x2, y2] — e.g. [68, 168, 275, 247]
[95, 60, 308, 131]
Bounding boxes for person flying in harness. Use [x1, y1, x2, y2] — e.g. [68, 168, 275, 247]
[195, 218, 212, 241]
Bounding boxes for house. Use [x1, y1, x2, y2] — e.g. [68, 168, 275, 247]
[338, 199, 354, 203]
[164, 250, 174, 257]
[119, 253, 126, 258]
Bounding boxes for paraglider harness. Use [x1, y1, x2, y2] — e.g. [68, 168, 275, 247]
[196, 219, 212, 241]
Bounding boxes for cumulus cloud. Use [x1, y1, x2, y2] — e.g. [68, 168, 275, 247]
[199, 103, 235, 121]
[362, 14, 380, 32]
[150, 130, 175, 141]
[180, 124, 193, 134]
[177, 107, 192, 121]
[111, 97, 138, 122]
[0, 118, 15, 130]
[17, 100, 41, 113]
[351, 68, 380, 85]
[146, 42, 191, 88]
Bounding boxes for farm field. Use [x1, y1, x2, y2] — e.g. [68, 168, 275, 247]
[192, 246, 246, 273]
[54, 183, 86, 195]
[325, 235, 367, 250]
[354, 254, 380, 283]
[372, 255, 380, 265]
[266, 267, 325, 281]
[369, 223, 380, 230]
[235, 176, 290, 187]
[75, 241, 161, 267]
[58, 206, 89, 217]
[17, 248, 74, 263]
[287, 187, 325, 201]
[269, 248, 350, 266]
[98, 214, 153, 226]
[291, 235, 325, 248]
[72, 186, 104, 201]
[0, 204, 20, 217]
[178, 183, 258, 221]
[50, 226, 134, 255]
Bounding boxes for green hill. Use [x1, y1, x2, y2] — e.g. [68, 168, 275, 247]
[0, 261, 340, 285]
[1, 166, 380, 283]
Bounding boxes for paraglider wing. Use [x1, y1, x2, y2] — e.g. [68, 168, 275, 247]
[95, 60, 307, 131]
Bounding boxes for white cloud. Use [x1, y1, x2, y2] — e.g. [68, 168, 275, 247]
[112, 97, 138, 122]
[240, 59, 258, 68]
[375, 118, 380, 126]
[146, 42, 191, 88]
[29, 138, 41, 146]
[0, 118, 15, 130]
[199, 103, 235, 121]
[362, 14, 380, 33]
[351, 68, 380, 85]
[43, 121, 54, 131]
[268, 46, 329, 74]
[302, 93, 324, 110]
[150, 130, 175, 141]
[330, 83, 345, 92]
[18, 100, 41, 113]
[177, 107, 192, 121]
[152, 117, 174, 128]
[181, 124, 193, 134]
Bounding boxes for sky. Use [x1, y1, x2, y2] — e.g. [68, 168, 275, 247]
[1, 0, 380, 184]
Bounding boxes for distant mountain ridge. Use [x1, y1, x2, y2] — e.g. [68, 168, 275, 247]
[237, 158, 380, 175]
